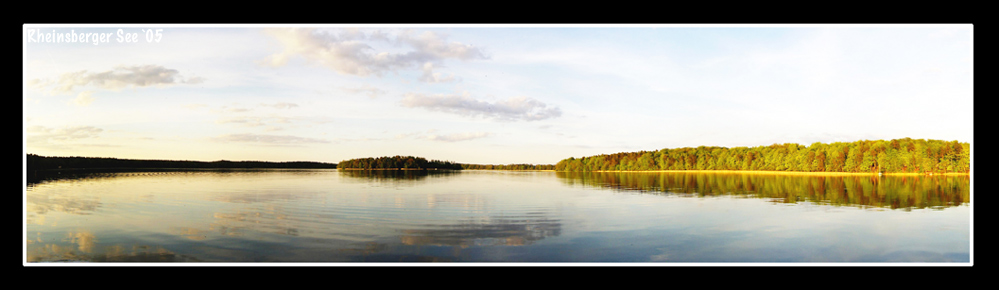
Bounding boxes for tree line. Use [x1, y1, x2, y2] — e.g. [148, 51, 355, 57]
[26, 154, 338, 171]
[461, 164, 555, 170]
[555, 138, 970, 174]
[338, 156, 463, 170]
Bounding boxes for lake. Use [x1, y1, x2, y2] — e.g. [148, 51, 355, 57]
[24, 169, 971, 264]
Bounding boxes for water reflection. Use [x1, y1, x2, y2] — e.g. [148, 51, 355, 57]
[400, 215, 561, 247]
[24, 169, 970, 263]
[556, 172, 970, 210]
[26, 168, 332, 187]
[339, 169, 461, 178]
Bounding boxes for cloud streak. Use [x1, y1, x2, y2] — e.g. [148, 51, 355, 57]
[260, 28, 486, 78]
[401, 93, 562, 121]
[260, 102, 299, 109]
[26, 125, 105, 149]
[30, 65, 203, 95]
[424, 132, 491, 142]
[396, 129, 491, 142]
[212, 133, 330, 145]
[339, 85, 387, 99]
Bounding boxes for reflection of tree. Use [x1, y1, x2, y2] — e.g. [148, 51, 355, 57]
[67, 231, 97, 253]
[27, 239, 202, 262]
[556, 172, 970, 210]
[27, 168, 336, 186]
[338, 170, 460, 187]
[340, 169, 459, 180]
[399, 215, 562, 247]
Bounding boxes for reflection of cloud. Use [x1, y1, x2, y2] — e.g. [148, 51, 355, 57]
[211, 210, 300, 237]
[401, 92, 562, 121]
[26, 190, 102, 215]
[399, 216, 561, 247]
[171, 227, 207, 241]
[66, 231, 97, 253]
[27, 242, 201, 262]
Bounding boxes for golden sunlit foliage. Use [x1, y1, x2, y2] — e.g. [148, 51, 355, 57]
[555, 138, 970, 174]
[556, 171, 970, 209]
[462, 164, 555, 170]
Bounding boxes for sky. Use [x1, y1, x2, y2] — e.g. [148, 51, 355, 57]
[22, 24, 973, 165]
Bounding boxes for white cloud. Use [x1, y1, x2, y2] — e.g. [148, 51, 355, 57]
[394, 29, 488, 61]
[69, 91, 95, 106]
[259, 28, 486, 78]
[418, 62, 457, 83]
[30, 65, 204, 95]
[400, 92, 562, 121]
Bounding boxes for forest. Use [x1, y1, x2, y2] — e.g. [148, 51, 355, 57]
[338, 156, 463, 170]
[461, 163, 555, 170]
[554, 138, 970, 174]
[26, 154, 338, 171]
[338, 156, 555, 170]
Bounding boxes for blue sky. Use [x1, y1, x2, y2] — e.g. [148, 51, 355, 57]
[23, 24, 973, 164]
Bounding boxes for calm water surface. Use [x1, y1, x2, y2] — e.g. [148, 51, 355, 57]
[24, 169, 971, 263]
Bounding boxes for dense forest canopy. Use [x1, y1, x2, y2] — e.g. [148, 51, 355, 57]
[338, 156, 463, 170]
[555, 138, 970, 174]
[26, 154, 338, 170]
[462, 164, 555, 170]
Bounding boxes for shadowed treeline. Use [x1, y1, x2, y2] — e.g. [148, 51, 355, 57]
[27, 154, 337, 170]
[26, 154, 337, 185]
[555, 138, 970, 174]
[556, 171, 969, 210]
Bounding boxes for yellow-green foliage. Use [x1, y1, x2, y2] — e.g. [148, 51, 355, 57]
[555, 138, 970, 174]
